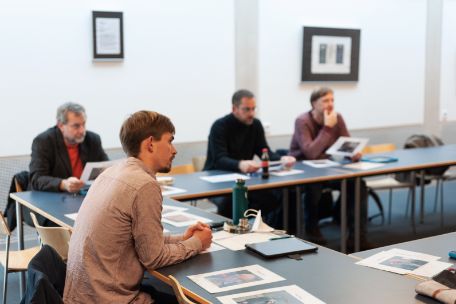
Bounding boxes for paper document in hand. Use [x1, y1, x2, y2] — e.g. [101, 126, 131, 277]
[303, 159, 340, 168]
[356, 248, 451, 277]
[80, 159, 122, 184]
[217, 285, 326, 304]
[65, 213, 78, 221]
[213, 232, 278, 251]
[200, 173, 250, 183]
[188, 264, 285, 293]
[344, 162, 385, 171]
[326, 136, 368, 157]
[161, 212, 212, 227]
[160, 186, 186, 196]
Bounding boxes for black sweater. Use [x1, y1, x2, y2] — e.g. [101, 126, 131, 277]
[203, 113, 279, 172]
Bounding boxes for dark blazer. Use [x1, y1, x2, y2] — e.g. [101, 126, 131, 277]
[29, 126, 108, 191]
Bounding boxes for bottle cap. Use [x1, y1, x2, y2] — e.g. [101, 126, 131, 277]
[236, 178, 245, 184]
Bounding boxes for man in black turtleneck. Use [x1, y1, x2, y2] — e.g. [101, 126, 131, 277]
[203, 89, 295, 227]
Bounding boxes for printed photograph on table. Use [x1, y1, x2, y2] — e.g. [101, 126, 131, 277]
[188, 265, 285, 293]
[301, 26, 360, 81]
[217, 285, 326, 304]
[380, 256, 428, 271]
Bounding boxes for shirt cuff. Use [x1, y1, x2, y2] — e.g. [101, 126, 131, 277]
[181, 236, 203, 253]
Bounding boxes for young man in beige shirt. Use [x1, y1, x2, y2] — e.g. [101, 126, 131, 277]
[64, 111, 212, 303]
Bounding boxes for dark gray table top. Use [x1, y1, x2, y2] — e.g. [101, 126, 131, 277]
[353, 232, 456, 263]
[169, 145, 456, 201]
[10, 191, 227, 233]
[156, 243, 437, 303]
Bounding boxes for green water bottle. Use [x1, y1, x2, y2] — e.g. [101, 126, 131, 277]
[232, 179, 248, 225]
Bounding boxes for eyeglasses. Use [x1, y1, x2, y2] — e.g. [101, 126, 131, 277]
[239, 106, 256, 113]
[66, 122, 86, 130]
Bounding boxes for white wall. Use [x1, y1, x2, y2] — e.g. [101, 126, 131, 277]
[257, 0, 427, 135]
[0, 0, 235, 156]
[440, 0, 456, 122]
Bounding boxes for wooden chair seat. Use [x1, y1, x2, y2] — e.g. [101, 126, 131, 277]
[0, 246, 40, 271]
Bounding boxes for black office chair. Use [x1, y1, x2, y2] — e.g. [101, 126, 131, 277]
[20, 245, 66, 304]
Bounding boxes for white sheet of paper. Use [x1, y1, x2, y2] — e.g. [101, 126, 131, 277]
[303, 159, 340, 168]
[412, 260, 453, 277]
[213, 232, 278, 251]
[156, 176, 174, 185]
[200, 243, 226, 254]
[356, 248, 442, 275]
[162, 205, 188, 215]
[200, 173, 250, 183]
[161, 186, 187, 196]
[188, 264, 285, 293]
[161, 212, 212, 227]
[217, 284, 326, 304]
[344, 162, 385, 170]
[80, 159, 122, 184]
[270, 169, 304, 177]
[65, 213, 78, 221]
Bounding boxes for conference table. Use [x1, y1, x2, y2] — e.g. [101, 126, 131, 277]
[167, 145, 456, 252]
[10, 191, 438, 304]
[10, 191, 228, 297]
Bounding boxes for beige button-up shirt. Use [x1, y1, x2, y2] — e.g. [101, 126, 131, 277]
[63, 157, 202, 303]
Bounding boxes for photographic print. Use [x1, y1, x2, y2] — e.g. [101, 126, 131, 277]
[326, 137, 368, 157]
[217, 285, 326, 304]
[380, 256, 428, 271]
[302, 26, 360, 81]
[188, 265, 285, 293]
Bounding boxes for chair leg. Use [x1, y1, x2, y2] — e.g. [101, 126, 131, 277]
[3, 235, 10, 304]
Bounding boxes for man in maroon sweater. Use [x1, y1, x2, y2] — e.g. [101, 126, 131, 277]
[289, 87, 370, 249]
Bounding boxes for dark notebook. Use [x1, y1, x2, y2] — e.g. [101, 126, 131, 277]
[245, 237, 318, 258]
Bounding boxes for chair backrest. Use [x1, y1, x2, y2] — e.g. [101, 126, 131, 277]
[168, 275, 196, 304]
[30, 213, 71, 260]
[191, 156, 206, 172]
[14, 178, 23, 192]
[363, 143, 396, 154]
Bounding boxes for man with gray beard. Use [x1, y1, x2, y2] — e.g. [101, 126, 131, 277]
[29, 102, 108, 193]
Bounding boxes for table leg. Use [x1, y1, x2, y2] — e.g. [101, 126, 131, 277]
[295, 186, 302, 236]
[354, 177, 361, 252]
[282, 188, 289, 232]
[420, 169, 425, 224]
[411, 171, 416, 234]
[15, 201, 25, 298]
[340, 179, 347, 253]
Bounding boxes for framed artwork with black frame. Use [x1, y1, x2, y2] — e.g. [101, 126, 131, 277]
[92, 11, 124, 60]
[301, 26, 360, 81]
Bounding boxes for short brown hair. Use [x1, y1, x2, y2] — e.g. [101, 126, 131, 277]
[119, 111, 175, 157]
[310, 87, 333, 107]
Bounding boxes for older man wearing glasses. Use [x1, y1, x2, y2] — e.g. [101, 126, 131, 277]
[203, 89, 295, 228]
[29, 102, 108, 194]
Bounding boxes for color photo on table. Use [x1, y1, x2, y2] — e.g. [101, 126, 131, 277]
[380, 256, 428, 271]
[217, 285, 326, 304]
[188, 265, 285, 293]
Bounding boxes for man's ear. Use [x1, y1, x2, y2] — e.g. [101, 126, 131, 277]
[148, 136, 155, 153]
